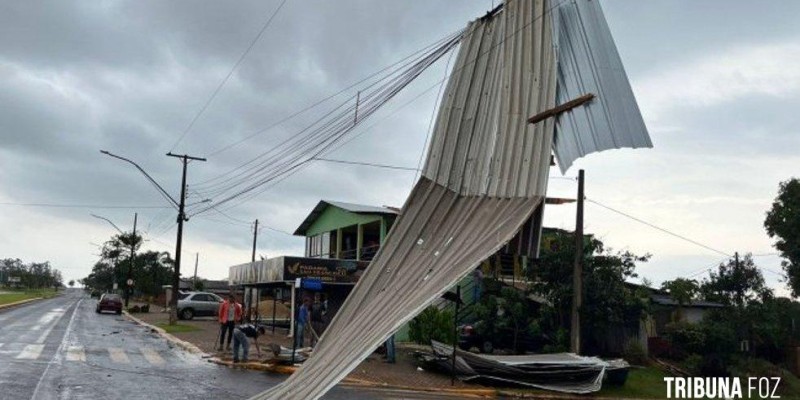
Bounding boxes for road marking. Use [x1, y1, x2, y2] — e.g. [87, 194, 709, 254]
[16, 344, 44, 360]
[31, 297, 82, 400]
[32, 310, 64, 332]
[141, 347, 165, 365]
[108, 347, 130, 364]
[65, 346, 85, 362]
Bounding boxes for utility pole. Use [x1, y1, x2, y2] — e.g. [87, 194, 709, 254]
[570, 169, 585, 354]
[451, 285, 461, 386]
[125, 213, 137, 308]
[193, 253, 199, 290]
[249, 219, 259, 322]
[166, 152, 207, 325]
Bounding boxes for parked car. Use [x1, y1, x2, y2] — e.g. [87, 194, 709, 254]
[458, 323, 550, 354]
[96, 293, 123, 315]
[177, 291, 223, 320]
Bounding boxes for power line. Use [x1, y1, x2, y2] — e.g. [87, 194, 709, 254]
[192, 30, 464, 195]
[0, 202, 170, 209]
[202, 27, 467, 159]
[169, 0, 291, 152]
[313, 157, 419, 171]
[586, 198, 732, 258]
[190, 33, 463, 214]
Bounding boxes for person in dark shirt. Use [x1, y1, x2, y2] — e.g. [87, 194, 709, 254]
[232, 323, 265, 363]
[295, 297, 311, 348]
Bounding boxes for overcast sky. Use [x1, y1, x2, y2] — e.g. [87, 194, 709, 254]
[1, 0, 797, 295]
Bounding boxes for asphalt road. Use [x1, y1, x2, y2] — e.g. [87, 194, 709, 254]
[0, 290, 477, 400]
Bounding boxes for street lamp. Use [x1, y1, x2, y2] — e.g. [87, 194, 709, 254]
[100, 149, 206, 324]
[90, 213, 124, 234]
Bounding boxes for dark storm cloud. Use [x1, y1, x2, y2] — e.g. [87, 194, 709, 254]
[2, 0, 798, 285]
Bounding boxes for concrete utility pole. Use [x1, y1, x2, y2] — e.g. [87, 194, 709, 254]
[193, 253, 199, 290]
[125, 213, 137, 308]
[167, 152, 207, 325]
[249, 219, 259, 322]
[570, 169, 585, 354]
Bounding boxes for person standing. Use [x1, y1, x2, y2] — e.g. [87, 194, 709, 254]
[295, 297, 311, 348]
[232, 323, 265, 363]
[310, 294, 325, 346]
[218, 294, 242, 351]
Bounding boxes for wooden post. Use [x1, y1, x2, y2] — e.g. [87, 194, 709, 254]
[571, 170, 585, 354]
[272, 287, 277, 334]
[527, 93, 595, 125]
[451, 285, 461, 386]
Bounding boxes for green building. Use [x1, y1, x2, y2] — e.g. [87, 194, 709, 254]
[293, 200, 398, 261]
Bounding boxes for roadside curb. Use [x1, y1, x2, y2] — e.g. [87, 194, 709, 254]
[122, 311, 208, 356]
[207, 357, 496, 398]
[0, 297, 43, 311]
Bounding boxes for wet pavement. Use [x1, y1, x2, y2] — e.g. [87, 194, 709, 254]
[0, 290, 482, 400]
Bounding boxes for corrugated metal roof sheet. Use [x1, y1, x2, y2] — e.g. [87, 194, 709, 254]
[549, 0, 652, 173]
[257, 177, 541, 399]
[422, 0, 557, 198]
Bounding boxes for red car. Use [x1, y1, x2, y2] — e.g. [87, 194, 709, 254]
[96, 293, 123, 315]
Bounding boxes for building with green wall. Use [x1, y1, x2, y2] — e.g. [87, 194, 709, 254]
[294, 200, 398, 261]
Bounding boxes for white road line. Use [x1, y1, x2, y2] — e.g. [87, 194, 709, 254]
[31, 311, 61, 332]
[65, 346, 85, 362]
[35, 314, 65, 344]
[31, 297, 82, 400]
[141, 347, 165, 365]
[15, 344, 44, 360]
[108, 347, 130, 364]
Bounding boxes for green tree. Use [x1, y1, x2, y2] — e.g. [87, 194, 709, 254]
[701, 254, 770, 308]
[68, 280, 75, 288]
[765, 178, 800, 296]
[661, 278, 699, 321]
[409, 306, 455, 345]
[82, 231, 174, 296]
[527, 232, 650, 355]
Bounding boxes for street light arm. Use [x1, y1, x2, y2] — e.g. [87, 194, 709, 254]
[100, 150, 180, 208]
[90, 213, 124, 234]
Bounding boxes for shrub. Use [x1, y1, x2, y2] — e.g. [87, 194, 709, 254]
[664, 321, 705, 358]
[623, 340, 648, 366]
[409, 306, 455, 345]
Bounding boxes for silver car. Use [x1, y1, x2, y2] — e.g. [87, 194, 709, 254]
[177, 291, 223, 320]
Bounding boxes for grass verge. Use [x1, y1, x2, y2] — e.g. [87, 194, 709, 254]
[500, 365, 668, 399]
[597, 366, 668, 398]
[0, 289, 59, 306]
[156, 323, 201, 333]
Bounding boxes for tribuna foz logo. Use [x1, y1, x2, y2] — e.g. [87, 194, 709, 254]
[664, 377, 781, 399]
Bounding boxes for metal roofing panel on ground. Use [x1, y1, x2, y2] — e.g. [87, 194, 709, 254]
[256, 177, 542, 399]
[549, 0, 652, 173]
[422, 0, 557, 198]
